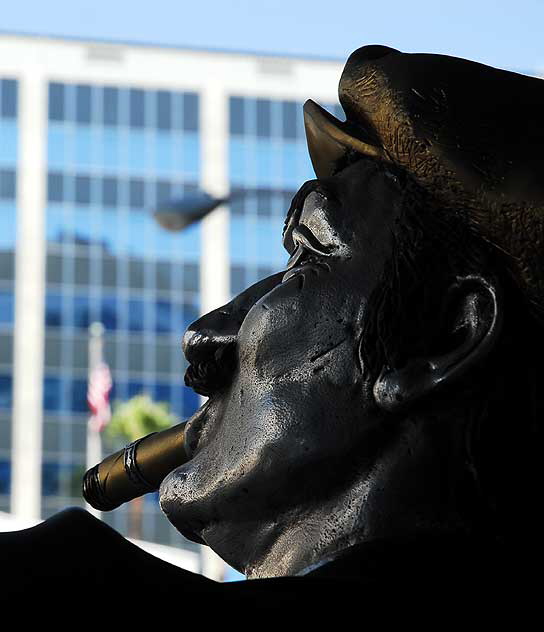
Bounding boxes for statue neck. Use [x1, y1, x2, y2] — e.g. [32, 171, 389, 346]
[247, 413, 480, 579]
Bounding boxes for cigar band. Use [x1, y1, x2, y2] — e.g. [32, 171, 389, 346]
[124, 436, 157, 491]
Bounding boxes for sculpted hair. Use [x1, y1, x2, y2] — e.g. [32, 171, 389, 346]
[360, 170, 544, 540]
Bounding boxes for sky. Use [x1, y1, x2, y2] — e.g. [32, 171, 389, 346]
[1, 0, 543, 74]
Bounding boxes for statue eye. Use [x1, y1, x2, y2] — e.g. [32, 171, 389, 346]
[285, 243, 325, 271]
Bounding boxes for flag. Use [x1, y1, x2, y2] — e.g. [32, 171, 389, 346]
[87, 362, 112, 432]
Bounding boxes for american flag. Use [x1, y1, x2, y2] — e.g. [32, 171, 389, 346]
[87, 362, 112, 432]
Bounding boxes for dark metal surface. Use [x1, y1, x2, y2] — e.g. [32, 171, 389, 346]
[159, 46, 544, 578]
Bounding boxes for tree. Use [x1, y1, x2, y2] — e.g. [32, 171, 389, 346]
[105, 394, 177, 539]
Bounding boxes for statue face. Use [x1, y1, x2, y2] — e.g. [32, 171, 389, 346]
[156, 46, 544, 578]
[159, 157, 405, 575]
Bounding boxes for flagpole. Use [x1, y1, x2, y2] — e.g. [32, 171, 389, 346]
[86, 321, 105, 519]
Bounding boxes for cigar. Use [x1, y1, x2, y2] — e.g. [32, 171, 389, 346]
[82, 422, 188, 511]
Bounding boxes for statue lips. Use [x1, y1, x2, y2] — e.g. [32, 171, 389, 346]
[183, 400, 211, 459]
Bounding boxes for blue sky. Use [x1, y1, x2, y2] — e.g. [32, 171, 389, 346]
[1, 0, 543, 73]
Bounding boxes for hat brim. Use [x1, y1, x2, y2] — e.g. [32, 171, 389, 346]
[303, 100, 389, 179]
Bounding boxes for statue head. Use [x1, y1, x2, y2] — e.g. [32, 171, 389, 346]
[159, 46, 544, 578]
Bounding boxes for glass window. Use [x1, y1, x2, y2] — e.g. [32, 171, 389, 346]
[1, 79, 17, 118]
[0, 461, 10, 495]
[128, 341, 144, 372]
[76, 84, 92, 124]
[44, 335, 61, 368]
[128, 381, 144, 398]
[0, 169, 15, 200]
[75, 175, 91, 205]
[46, 254, 63, 284]
[73, 295, 91, 329]
[156, 180, 171, 205]
[183, 93, 199, 131]
[70, 378, 88, 412]
[0, 333, 12, 365]
[129, 178, 145, 208]
[45, 293, 62, 327]
[74, 256, 90, 285]
[103, 87, 119, 126]
[102, 177, 118, 207]
[157, 91, 172, 130]
[155, 262, 171, 291]
[43, 376, 62, 411]
[282, 101, 298, 139]
[41, 462, 60, 496]
[0, 252, 14, 281]
[0, 291, 13, 325]
[230, 97, 245, 135]
[129, 259, 145, 289]
[230, 266, 246, 296]
[129, 89, 145, 128]
[183, 264, 199, 292]
[155, 300, 172, 333]
[154, 341, 172, 375]
[0, 374, 12, 408]
[256, 99, 271, 138]
[72, 336, 88, 370]
[229, 187, 245, 216]
[47, 172, 63, 203]
[128, 299, 144, 332]
[257, 189, 272, 217]
[48, 83, 65, 121]
[101, 296, 117, 330]
[153, 383, 171, 404]
[101, 256, 117, 287]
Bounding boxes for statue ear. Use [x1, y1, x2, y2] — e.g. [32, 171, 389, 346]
[373, 275, 503, 412]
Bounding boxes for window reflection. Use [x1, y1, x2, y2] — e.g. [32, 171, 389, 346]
[73, 295, 91, 329]
[76, 84, 92, 124]
[100, 296, 117, 330]
[43, 376, 62, 411]
[230, 97, 244, 135]
[129, 89, 145, 128]
[157, 91, 172, 130]
[0, 170, 16, 200]
[128, 299, 144, 332]
[45, 293, 62, 327]
[0, 290, 13, 325]
[1, 79, 17, 118]
[256, 99, 271, 138]
[155, 301, 171, 333]
[75, 175, 91, 205]
[103, 87, 119, 126]
[183, 93, 198, 132]
[48, 83, 64, 121]
[70, 378, 88, 412]
[0, 374, 12, 408]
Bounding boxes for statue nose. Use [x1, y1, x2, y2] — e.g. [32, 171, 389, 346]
[182, 271, 285, 368]
[182, 311, 239, 368]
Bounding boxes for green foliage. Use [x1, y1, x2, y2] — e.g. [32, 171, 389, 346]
[106, 394, 176, 445]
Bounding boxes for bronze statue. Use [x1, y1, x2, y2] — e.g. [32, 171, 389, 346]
[159, 44, 544, 578]
[3, 45, 544, 617]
